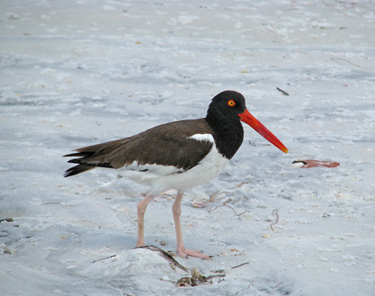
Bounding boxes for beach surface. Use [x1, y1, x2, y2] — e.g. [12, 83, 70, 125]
[1, 1, 375, 295]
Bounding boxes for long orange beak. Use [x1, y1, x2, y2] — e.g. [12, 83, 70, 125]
[238, 109, 288, 153]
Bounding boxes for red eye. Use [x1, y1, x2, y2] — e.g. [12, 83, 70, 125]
[227, 99, 236, 107]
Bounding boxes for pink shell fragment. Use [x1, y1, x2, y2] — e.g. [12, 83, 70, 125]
[293, 159, 340, 168]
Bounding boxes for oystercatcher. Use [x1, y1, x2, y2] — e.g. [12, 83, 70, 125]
[64, 90, 288, 259]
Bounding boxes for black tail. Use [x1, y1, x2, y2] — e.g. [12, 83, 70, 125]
[63, 139, 123, 177]
[64, 164, 95, 177]
[63, 150, 97, 177]
[63, 149, 115, 177]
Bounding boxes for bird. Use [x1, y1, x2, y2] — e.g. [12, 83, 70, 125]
[64, 90, 288, 259]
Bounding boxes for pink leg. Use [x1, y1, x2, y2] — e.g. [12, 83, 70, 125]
[136, 194, 154, 247]
[172, 190, 210, 259]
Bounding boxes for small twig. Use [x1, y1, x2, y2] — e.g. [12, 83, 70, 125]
[276, 87, 290, 96]
[330, 57, 367, 69]
[232, 262, 250, 269]
[209, 190, 228, 203]
[225, 205, 247, 220]
[223, 198, 232, 206]
[92, 254, 117, 263]
[209, 198, 247, 220]
[137, 245, 189, 272]
[270, 209, 279, 231]
[273, 282, 282, 289]
[206, 273, 226, 280]
[209, 197, 232, 212]
[209, 182, 250, 203]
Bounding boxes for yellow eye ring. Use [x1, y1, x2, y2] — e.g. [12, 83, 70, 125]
[227, 99, 236, 107]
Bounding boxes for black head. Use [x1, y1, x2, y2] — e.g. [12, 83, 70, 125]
[206, 90, 288, 159]
[205, 90, 288, 159]
[206, 90, 247, 123]
[205, 91, 247, 159]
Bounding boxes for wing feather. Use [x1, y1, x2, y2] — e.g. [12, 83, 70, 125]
[64, 119, 214, 177]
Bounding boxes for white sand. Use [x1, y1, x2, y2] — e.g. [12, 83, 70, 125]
[1, 0, 375, 295]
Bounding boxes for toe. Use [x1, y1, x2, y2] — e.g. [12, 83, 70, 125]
[178, 248, 211, 260]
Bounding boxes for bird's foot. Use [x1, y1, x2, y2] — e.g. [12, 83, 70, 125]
[177, 247, 211, 260]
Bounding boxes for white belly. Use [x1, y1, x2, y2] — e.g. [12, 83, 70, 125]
[151, 144, 228, 191]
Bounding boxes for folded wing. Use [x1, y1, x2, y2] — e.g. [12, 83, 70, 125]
[64, 119, 214, 177]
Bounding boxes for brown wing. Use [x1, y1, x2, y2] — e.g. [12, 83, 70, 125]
[64, 119, 214, 177]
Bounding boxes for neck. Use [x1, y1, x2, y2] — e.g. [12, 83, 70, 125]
[205, 115, 244, 160]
